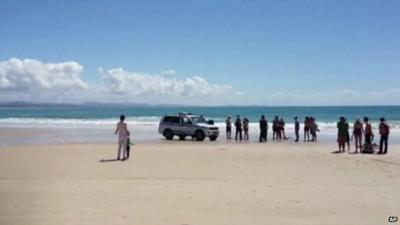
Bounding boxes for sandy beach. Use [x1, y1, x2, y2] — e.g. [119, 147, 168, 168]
[0, 140, 399, 225]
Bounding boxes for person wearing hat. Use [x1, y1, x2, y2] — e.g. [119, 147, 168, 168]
[294, 116, 300, 142]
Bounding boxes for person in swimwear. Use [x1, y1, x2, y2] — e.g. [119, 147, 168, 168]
[351, 117, 364, 153]
[304, 117, 310, 142]
[243, 117, 250, 141]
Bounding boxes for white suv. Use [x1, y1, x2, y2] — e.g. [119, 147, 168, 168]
[158, 113, 219, 141]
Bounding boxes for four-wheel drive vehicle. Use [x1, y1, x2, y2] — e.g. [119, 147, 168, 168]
[158, 113, 219, 141]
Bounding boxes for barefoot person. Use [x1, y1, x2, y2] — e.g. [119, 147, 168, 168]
[272, 116, 279, 140]
[310, 117, 319, 142]
[279, 118, 288, 140]
[294, 117, 300, 142]
[351, 117, 363, 153]
[235, 115, 243, 141]
[337, 117, 349, 152]
[363, 117, 374, 153]
[378, 117, 390, 154]
[259, 115, 268, 142]
[304, 117, 310, 142]
[243, 117, 250, 141]
[115, 114, 129, 160]
[226, 115, 232, 140]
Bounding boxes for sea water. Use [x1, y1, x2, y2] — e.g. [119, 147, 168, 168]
[1, 105, 400, 145]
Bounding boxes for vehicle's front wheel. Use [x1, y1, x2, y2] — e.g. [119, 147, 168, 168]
[194, 130, 205, 141]
[209, 136, 217, 141]
[164, 129, 174, 140]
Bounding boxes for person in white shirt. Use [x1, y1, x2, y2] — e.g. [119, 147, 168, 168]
[115, 114, 129, 160]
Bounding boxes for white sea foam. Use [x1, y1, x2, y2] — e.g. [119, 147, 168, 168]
[1, 117, 400, 134]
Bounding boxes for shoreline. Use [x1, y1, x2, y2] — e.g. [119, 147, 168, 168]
[1, 126, 400, 147]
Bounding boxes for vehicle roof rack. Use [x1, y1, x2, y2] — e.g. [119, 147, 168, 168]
[178, 112, 192, 116]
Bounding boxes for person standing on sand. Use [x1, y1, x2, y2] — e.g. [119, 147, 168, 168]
[363, 117, 374, 153]
[226, 115, 232, 140]
[344, 118, 351, 151]
[259, 115, 268, 142]
[337, 117, 349, 152]
[272, 116, 279, 140]
[351, 117, 364, 153]
[235, 115, 243, 141]
[304, 117, 310, 142]
[294, 117, 300, 142]
[310, 117, 319, 142]
[378, 117, 390, 154]
[278, 118, 288, 140]
[115, 114, 129, 160]
[243, 118, 250, 141]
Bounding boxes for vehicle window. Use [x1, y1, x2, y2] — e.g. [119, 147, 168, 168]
[182, 117, 192, 124]
[191, 116, 205, 124]
[170, 116, 180, 123]
[163, 116, 180, 123]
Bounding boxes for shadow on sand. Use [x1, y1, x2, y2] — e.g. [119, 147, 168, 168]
[331, 150, 344, 154]
[99, 159, 119, 163]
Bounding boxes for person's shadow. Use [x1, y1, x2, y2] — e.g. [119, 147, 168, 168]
[99, 158, 119, 163]
[331, 150, 344, 154]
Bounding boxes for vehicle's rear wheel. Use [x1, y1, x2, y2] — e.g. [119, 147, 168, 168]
[194, 130, 205, 141]
[209, 136, 217, 141]
[164, 129, 174, 140]
[179, 135, 186, 140]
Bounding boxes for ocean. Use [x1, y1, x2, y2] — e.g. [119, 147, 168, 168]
[1, 105, 400, 145]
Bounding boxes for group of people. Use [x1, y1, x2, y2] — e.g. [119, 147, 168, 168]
[225, 115, 250, 141]
[225, 115, 320, 143]
[114, 114, 391, 160]
[337, 116, 390, 154]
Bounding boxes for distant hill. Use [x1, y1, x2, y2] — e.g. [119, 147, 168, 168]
[0, 101, 186, 108]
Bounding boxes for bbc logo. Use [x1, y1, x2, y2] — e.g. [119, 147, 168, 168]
[389, 216, 398, 223]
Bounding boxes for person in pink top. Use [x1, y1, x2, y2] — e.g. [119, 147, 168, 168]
[115, 114, 129, 160]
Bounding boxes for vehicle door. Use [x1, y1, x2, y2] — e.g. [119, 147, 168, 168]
[180, 116, 195, 135]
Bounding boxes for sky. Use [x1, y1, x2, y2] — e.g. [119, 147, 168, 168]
[0, 0, 399, 105]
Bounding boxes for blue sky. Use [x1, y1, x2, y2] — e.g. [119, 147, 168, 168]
[0, 0, 399, 105]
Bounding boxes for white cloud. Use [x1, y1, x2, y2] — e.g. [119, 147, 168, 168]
[0, 58, 87, 91]
[102, 68, 240, 98]
[2, 57, 399, 106]
[0, 58, 242, 105]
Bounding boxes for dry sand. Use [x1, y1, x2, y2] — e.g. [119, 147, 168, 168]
[0, 141, 399, 225]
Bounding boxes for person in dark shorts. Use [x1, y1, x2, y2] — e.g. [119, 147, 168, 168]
[378, 117, 390, 154]
[259, 115, 268, 142]
[272, 116, 279, 140]
[243, 118, 250, 141]
[304, 117, 310, 142]
[294, 117, 300, 142]
[226, 115, 232, 140]
[235, 115, 243, 141]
